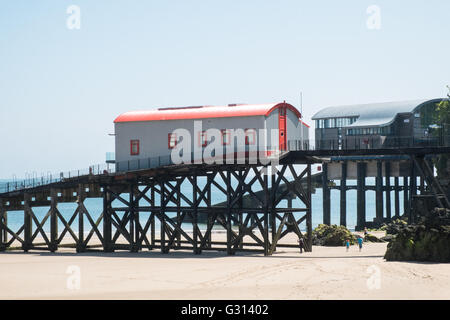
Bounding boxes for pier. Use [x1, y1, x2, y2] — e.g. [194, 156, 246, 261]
[1, 145, 449, 256]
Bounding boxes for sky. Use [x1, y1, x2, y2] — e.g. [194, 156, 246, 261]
[0, 0, 449, 178]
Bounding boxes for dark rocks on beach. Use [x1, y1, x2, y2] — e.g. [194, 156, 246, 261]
[380, 234, 396, 242]
[310, 224, 357, 246]
[384, 208, 450, 262]
[363, 233, 385, 243]
[380, 218, 408, 235]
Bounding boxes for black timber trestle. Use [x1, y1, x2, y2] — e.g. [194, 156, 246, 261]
[0, 164, 313, 256]
[320, 154, 449, 229]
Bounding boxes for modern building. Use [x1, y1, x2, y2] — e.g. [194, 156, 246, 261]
[312, 99, 444, 150]
[114, 102, 310, 171]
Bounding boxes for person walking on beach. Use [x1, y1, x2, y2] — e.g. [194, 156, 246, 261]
[298, 237, 305, 254]
[364, 227, 368, 236]
[357, 237, 363, 252]
[345, 239, 350, 252]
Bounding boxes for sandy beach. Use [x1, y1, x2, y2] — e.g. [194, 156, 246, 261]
[0, 232, 449, 300]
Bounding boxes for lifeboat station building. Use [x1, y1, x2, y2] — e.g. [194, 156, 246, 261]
[114, 102, 310, 172]
[312, 99, 444, 150]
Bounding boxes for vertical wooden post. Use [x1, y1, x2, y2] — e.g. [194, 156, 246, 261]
[129, 184, 137, 252]
[226, 169, 233, 255]
[206, 175, 212, 249]
[263, 169, 270, 256]
[403, 175, 409, 216]
[340, 161, 347, 227]
[394, 177, 400, 217]
[322, 162, 331, 225]
[103, 187, 113, 252]
[23, 193, 32, 252]
[375, 161, 383, 223]
[160, 181, 167, 253]
[77, 185, 86, 253]
[409, 158, 417, 223]
[270, 170, 276, 252]
[177, 180, 182, 248]
[0, 199, 6, 251]
[385, 162, 392, 221]
[193, 173, 200, 254]
[356, 162, 366, 230]
[50, 189, 58, 252]
[306, 163, 313, 251]
[134, 186, 141, 252]
[150, 185, 155, 249]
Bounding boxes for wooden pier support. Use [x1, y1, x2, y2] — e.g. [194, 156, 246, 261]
[356, 162, 366, 230]
[385, 162, 392, 221]
[322, 163, 331, 225]
[23, 193, 32, 252]
[0, 200, 6, 251]
[0, 163, 313, 256]
[409, 162, 417, 223]
[394, 177, 400, 217]
[340, 161, 347, 227]
[103, 187, 113, 252]
[50, 189, 58, 252]
[375, 161, 384, 223]
[403, 176, 409, 216]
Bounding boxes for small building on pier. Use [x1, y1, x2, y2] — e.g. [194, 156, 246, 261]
[114, 102, 310, 172]
[312, 98, 444, 150]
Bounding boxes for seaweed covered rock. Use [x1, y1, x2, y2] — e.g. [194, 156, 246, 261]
[364, 233, 385, 243]
[311, 224, 357, 246]
[381, 218, 408, 235]
[380, 234, 396, 242]
[384, 208, 450, 262]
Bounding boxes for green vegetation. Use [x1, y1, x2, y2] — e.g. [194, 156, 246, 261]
[310, 224, 357, 246]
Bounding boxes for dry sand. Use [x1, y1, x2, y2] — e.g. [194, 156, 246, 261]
[0, 232, 449, 300]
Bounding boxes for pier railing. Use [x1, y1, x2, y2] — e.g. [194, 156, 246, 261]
[0, 163, 113, 194]
[1, 135, 449, 194]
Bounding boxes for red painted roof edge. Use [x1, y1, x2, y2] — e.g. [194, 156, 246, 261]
[114, 102, 306, 124]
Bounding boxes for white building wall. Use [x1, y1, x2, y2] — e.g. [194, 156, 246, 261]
[115, 115, 266, 166]
[115, 107, 310, 170]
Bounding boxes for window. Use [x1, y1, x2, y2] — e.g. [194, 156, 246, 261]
[168, 133, 177, 149]
[221, 129, 230, 145]
[130, 140, 140, 156]
[198, 131, 208, 147]
[245, 129, 256, 145]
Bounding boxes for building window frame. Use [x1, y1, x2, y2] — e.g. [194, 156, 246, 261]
[168, 133, 177, 149]
[130, 140, 140, 156]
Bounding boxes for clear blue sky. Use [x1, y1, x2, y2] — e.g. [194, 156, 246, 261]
[0, 0, 449, 178]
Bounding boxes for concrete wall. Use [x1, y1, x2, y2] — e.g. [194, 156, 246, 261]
[327, 160, 411, 179]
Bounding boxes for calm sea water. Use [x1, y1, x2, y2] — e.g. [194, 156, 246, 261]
[0, 177, 408, 234]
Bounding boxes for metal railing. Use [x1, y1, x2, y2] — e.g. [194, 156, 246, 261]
[0, 163, 114, 194]
[1, 135, 449, 194]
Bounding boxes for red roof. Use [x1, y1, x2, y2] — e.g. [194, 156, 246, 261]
[114, 102, 304, 123]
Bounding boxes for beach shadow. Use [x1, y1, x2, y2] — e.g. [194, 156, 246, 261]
[0, 250, 265, 259]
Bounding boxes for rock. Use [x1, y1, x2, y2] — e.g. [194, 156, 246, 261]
[384, 208, 450, 262]
[380, 234, 396, 242]
[364, 233, 385, 243]
[310, 224, 357, 246]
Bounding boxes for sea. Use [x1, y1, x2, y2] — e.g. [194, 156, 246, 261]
[0, 176, 407, 234]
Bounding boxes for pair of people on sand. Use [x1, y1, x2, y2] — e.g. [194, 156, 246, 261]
[346, 237, 363, 252]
